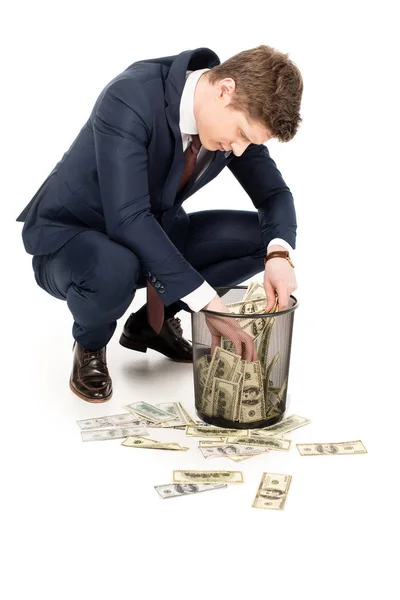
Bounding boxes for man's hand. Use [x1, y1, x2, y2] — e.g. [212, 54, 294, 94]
[203, 295, 258, 361]
[264, 245, 298, 312]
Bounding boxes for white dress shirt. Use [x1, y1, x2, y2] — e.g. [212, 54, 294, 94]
[178, 68, 294, 312]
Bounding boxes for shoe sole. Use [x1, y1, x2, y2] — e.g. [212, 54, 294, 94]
[69, 377, 113, 403]
[119, 332, 193, 363]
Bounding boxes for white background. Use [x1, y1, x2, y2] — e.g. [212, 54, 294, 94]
[1, 1, 399, 598]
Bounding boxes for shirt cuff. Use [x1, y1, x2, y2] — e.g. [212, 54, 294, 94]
[267, 238, 294, 254]
[180, 281, 217, 312]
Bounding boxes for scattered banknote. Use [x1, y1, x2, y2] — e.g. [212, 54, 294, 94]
[154, 483, 228, 499]
[177, 403, 198, 426]
[252, 472, 292, 510]
[259, 414, 311, 437]
[198, 444, 269, 460]
[125, 401, 176, 423]
[296, 440, 367, 455]
[76, 413, 142, 430]
[155, 402, 192, 428]
[225, 436, 291, 451]
[81, 425, 147, 442]
[121, 436, 189, 451]
[156, 402, 186, 427]
[185, 425, 250, 438]
[173, 470, 244, 484]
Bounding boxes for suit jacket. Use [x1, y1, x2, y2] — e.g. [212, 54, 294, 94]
[16, 47, 297, 308]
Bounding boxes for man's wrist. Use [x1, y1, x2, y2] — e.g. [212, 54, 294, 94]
[267, 244, 288, 254]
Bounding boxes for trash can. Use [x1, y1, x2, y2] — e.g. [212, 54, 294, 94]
[191, 285, 298, 429]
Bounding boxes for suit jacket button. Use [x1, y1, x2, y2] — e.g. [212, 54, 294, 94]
[154, 281, 161, 288]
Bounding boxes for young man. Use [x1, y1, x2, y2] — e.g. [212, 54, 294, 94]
[16, 45, 302, 403]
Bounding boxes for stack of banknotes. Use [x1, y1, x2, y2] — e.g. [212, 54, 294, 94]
[195, 281, 287, 424]
[76, 404, 367, 510]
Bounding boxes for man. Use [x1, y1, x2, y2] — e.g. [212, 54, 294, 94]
[16, 45, 302, 403]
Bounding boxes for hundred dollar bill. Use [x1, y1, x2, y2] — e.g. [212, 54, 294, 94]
[226, 436, 291, 451]
[177, 403, 197, 426]
[81, 425, 147, 442]
[76, 413, 142, 430]
[252, 472, 292, 510]
[194, 354, 212, 393]
[239, 360, 266, 423]
[156, 402, 190, 428]
[259, 414, 311, 437]
[201, 347, 242, 414]
[121, 436, 189, 451]
[154, 483, 227, 499]
[199, 444, 269, 460]
[296, 440, 367, 455]
[128, 418, 164, 429]
[185, 425, 250, 438]
[243, 281, 267, 302]
[124, 401, 176, 423]
[211, 377, 241, 422]
[173, 469, 244, 484]
[225, 298, 267, 316]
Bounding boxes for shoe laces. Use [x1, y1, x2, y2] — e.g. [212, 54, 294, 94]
[82, 348, 105, 364]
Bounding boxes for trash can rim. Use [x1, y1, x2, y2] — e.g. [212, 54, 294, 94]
[200, 287, 299, 318]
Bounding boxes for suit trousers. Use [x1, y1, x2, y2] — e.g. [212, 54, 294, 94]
[31, 209, 266, 349]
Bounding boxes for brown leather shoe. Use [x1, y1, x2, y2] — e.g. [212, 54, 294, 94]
[69, 341, 113, 402]
[119, 313, 193, 363]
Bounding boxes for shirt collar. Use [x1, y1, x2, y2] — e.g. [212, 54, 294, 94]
[179, 68, 210, 135]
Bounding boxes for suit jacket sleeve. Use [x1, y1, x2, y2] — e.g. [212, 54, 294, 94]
[227, 143, 297, 250]
[92, 80, 205, 308]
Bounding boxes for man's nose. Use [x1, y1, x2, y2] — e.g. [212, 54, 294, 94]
[231, 141, 250, 157]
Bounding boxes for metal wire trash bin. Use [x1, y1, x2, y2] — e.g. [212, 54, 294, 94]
[191, 286, 299, 429]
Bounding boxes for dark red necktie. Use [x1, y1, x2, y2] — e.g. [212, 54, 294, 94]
[146, 134, 202, 333]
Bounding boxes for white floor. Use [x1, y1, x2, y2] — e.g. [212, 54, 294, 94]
[3, 2, 399, 593]
[2, 235, 397, 599]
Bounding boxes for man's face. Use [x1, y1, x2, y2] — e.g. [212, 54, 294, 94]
[193, 75, 272, 156]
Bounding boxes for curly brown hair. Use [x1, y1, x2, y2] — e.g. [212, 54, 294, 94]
[204, 45, 303, 143]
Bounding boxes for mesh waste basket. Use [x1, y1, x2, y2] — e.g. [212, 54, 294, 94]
[191, 285, 298, 429]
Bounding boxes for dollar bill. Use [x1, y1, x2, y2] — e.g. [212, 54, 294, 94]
[201, 346, 242, 415]
[194, 354, 212, 394]
[225, 436, 291, 451]
[76, 413, 142, 430]
[154, 483, 228, 499]
[198, 444, 269, 460]
[177, 403, 197, 426]
[185, 425, 250, 438]
[156, 402, 190, 428]
[173, 470, 244, 484]
[210, 377, 241, 422]
[81, 425, 147, 442]
[124, 401, 176, 423]
[242, 281, 267, 302]
[225, 298, 267, 316]
[121, 436, 189, 451]
[238, 360, 266, 423]
[296, 440, 367, 455]
[252, 472, 292, 510]
[260, 414, 311, 437]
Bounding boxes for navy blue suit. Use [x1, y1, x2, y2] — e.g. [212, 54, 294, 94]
[16, 47, 297, 349]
